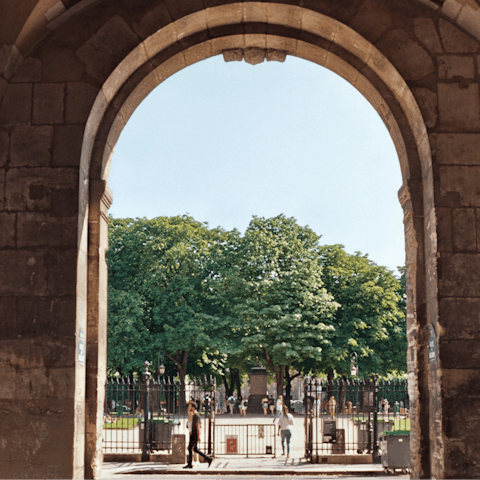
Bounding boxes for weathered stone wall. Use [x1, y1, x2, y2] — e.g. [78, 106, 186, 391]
[1, 0, 480, 478]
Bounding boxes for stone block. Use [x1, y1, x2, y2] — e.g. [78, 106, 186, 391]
[431, 133, 480, 165]
[413, 18, 443, 53]
[5, 167, 78, 212]
[438, 83, 480, 131]
[66, 82, 99, 124]
[439, 18, 480, 53]
[171, 434, 186, 464]
[15, 296, 76, 338]
[133, 4, 172, 39]
[10, 126, 53, 167]
[163, 0, 204, 20]
[438, 55, 475, 79]
[457, 5, 480, 47]
[75, 16, 139, 83]
[0, 45, 22, 80]
[0, 250, 47, 295]
[0, 212, 15, 248]
[222, 48, 243, 62]
[453, 208, 476, 252]
[40, 46, 85, 83]
[442, 341, 480, 369]
[0, 169, 4, 210]
[436, 207, 453, 252]
[440, 299, 480, 340]
[376, 29, 434, 81]
[0, 128, 8, 167]
[439, 165, 480, 206]
[0, 83, 32, 125]
[412, 87, 437, 128]
[443, 397, 480, 438]
[33, 83, 65, 125]
[439, 253, 480, 296]
[17, 213, 77, 248]
[46, 248, 77, 296]
[11, 58, 42, 83]
[244, 47, 265, 65]
[350, 0, 392, 44]
[53, 124, 84, 167]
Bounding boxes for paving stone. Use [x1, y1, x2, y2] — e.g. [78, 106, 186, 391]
[10, 126, 53, 167]
[438, 83, 480, 130]
[413, 18, 443, 53]
[53, 124, 84, 167]
[33, 83, 65, 125]
[453, 208, 476, 251]
[412, 87, 437, 128]
[376, 29, 434, 80]
[65, 82, 99, 124]
[11, 58, 42, 83]
[439, 18, 480, 53]
[0, 83, 32, 125]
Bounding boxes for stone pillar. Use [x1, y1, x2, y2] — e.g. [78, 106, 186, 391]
[85, 180, 112, 479]
[171, 434, 186, 464]
[248, 367, 268, 414]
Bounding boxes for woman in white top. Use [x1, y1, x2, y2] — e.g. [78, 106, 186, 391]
[277, 405, 294, 458]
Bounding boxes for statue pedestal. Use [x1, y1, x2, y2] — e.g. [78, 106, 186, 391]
[248, 367, 268, 414]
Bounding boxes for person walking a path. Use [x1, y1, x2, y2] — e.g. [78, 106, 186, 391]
[268, 396, 275, 416]
[273, 395, 283, 421]
[261, 396, 269, 416]
[277, 405, 295, 458]
[227, 394, 236, 416]
[239, 398, 248, 417]
[184, 402, 213, 469]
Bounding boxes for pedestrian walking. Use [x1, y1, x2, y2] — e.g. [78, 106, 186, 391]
[273, 395, 283, 422]
[239, 397, 248, 417]
[268, 395, 275, 416]
[261, 396, 269, 416]
[227, 394, 236, 416]
[184, 402, 213, 469]
[204, 394, 211, 417]
[277, 405, 294, 458]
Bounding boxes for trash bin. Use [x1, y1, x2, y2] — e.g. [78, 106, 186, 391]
[379, 432, 410, 474]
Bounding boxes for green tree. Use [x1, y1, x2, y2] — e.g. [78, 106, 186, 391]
[213, 215, 339, 395]
[107, 216, 222, 382]
[317, 245, 407, 377]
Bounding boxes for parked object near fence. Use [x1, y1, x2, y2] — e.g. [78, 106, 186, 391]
[304, 376, 409, 462]
[380, 432, 410, 475]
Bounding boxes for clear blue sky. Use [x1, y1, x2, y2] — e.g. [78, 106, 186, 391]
[110, 55, 404, 273]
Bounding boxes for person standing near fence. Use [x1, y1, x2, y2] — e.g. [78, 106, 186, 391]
[184, 402, 213, 469]
[273, 395, 283, 421]
[261, 396, 269, 416]
[277, 405, 294, 458]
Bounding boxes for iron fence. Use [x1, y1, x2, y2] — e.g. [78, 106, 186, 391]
[304, 376, 409, 460]
[103, 371, 216, 457]
[214, 424, 277, 457]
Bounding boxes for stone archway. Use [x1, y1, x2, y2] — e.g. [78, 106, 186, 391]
[1, 1, 480, 478]
[83, 5, 434, 478]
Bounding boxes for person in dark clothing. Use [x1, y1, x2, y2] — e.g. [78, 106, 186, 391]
[184, 402, 213, 469]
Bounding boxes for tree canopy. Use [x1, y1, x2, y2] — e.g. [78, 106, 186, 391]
[107, 214, 407, 386]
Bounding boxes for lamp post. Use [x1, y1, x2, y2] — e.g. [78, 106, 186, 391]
[142, 360, 151, 461]
[157, 354, 165, 417]
[351, 352, 359, 378]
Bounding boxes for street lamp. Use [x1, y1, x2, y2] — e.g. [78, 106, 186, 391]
[157, 354, 165, 376]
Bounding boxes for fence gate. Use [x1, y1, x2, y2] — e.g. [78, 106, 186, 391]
[304, 376, 409, 462]
[104, 364, 217, 459]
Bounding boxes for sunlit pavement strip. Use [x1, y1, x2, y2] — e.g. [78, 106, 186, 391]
[102, 459, 387, 477]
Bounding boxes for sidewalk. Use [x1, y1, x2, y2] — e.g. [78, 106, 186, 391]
[102, 457, 387, 477]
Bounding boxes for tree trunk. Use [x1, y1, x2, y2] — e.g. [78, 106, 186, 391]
[166, 350, 189, 414]
[223, 370, 233, 397]
[276, 365, 285, 399]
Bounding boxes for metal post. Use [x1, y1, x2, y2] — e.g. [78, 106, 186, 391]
[372, 374, 380, 463]
[142, 361, 151, 462]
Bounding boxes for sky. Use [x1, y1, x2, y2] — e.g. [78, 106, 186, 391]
[109, 55, 405, 273]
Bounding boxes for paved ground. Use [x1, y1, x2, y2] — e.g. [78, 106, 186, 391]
[102, 413, 405, 479]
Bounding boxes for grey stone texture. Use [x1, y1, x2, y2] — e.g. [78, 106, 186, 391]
[1, 0, 480, 478]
